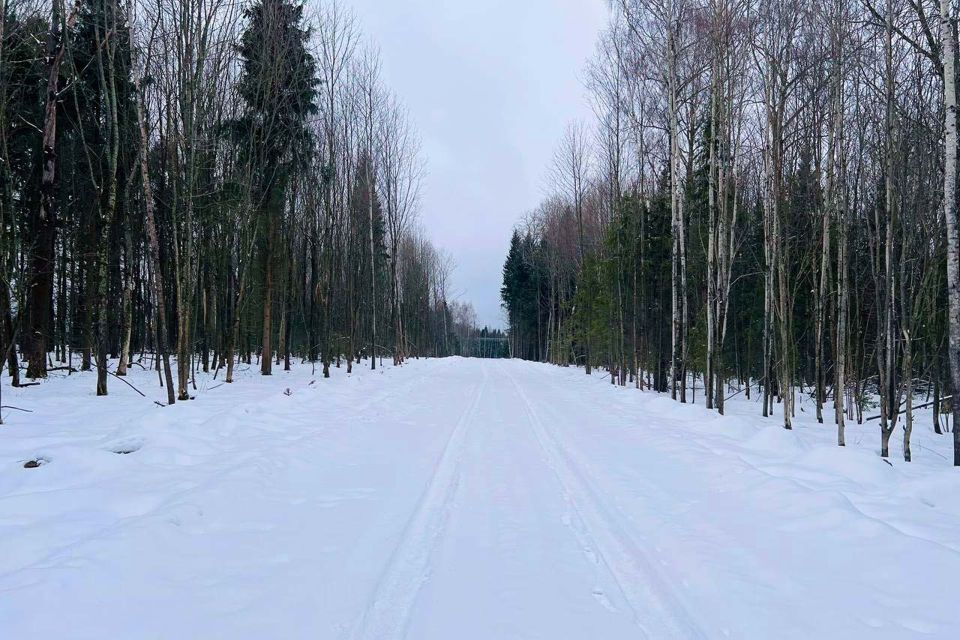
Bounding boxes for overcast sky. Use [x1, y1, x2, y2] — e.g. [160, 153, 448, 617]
[348, 0, 610, 328]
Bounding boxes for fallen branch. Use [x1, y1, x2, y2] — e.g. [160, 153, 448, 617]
[866, 396, 950, 421]
[109, 370, 165, 406]
[1, 405, 32, 412]
[725, 387, 747, 402]
[918, 443, 948, 461]
[108, 370, 146, 397]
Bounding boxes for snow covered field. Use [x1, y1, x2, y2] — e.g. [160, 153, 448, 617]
[2, 357, 959, 639]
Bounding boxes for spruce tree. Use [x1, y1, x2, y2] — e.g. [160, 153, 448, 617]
[235, 0, 318, 375]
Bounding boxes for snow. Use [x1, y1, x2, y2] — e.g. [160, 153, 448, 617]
[2, 357, 959, 638]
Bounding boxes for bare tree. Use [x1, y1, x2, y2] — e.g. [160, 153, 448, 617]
[550, 122, 593, 374]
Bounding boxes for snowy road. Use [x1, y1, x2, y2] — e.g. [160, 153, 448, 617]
[355, 361, 699, 639]
[3, 358, 959, 638]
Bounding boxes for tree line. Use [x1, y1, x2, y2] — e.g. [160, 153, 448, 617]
[501, 0, 960, 465]
[1, 0, 478, 405]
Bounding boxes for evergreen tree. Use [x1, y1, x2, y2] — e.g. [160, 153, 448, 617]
[235, 0, 318, 376]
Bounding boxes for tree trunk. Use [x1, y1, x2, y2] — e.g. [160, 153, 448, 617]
[134, 75, 175, 405]
[942, 0, 960, 466]
[25, 0, 79, 379]
[261, 211, 274, 376]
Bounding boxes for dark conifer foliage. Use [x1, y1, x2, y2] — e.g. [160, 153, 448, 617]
[1, 0, 473, 403]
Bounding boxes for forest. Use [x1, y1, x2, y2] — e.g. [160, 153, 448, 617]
[0, 0, 496, 407]
[500, 0, 960, 465]
[3, 2, 959, 633]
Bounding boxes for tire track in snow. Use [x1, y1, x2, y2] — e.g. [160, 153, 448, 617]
[503, 363, 707, 639]
[345, 362, 489, 640]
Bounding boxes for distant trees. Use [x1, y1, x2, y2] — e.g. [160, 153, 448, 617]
[448, 299, 509, 359]
[3, 0, 464, 404]
[502, 0, 960, 465]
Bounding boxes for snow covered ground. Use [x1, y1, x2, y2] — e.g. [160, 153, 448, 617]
[2, 357, 959, 639]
